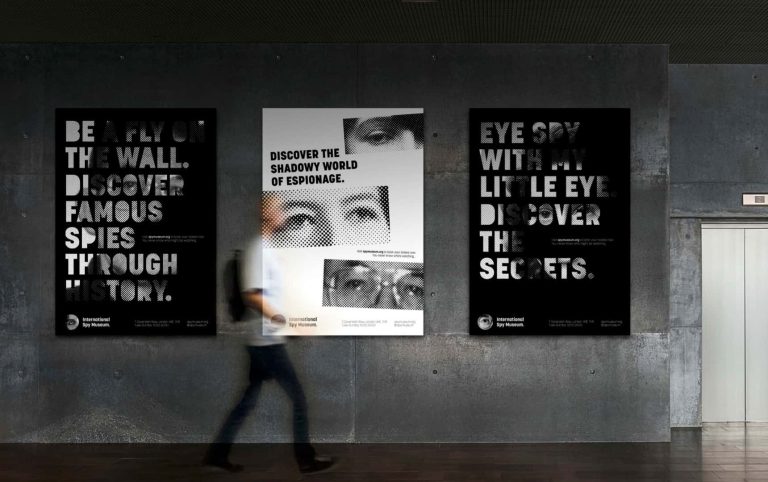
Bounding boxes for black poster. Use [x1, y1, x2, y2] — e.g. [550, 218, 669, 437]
[469, 109, 630, 335]
[55, 109, 216, 335]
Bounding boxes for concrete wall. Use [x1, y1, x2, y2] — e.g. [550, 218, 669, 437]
[669, 64, 768, 426]
[0, 44, 670, 442]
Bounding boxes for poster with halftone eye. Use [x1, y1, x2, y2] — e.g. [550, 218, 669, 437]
[55, 109, 216, 335]
[262, 109, 424, 336]
[469, 108, 630, 335]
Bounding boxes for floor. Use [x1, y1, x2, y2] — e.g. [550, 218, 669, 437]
[2, 424, 768, 481]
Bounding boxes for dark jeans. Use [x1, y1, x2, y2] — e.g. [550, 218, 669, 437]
[210, 344, 315, 464]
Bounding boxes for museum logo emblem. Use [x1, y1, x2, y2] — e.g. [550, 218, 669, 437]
[66, 314, 80, 331]
[477, 314, 493, 331]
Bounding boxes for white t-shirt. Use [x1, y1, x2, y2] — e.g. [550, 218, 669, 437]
[240, 236, 286, 346]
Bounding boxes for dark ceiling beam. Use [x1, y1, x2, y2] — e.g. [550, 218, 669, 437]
[1, 0, 767, 63]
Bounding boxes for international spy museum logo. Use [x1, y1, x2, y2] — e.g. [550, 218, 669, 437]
[66, 314, 80, 331]
[477, 314, 493, 331]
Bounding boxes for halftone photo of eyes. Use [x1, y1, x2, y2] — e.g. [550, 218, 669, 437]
[323, 259, 424, 311]
[262, 186, 391, 248]
[343, 114, 424, 154]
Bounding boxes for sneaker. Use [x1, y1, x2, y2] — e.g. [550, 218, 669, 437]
[299, 455, 337, 475]
[203, 456, 244, 473]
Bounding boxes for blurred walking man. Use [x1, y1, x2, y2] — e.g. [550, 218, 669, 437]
[205, 199, 336, 475]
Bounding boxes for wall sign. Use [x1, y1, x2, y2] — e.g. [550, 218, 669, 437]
[56, 109, 216, 335]
[469, 108, 630, 335]
[262, 108, 424, 335]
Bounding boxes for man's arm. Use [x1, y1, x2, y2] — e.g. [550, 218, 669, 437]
[242, 290, 281, 320]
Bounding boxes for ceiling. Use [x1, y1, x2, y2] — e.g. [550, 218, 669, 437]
[2, 0, 767, 63]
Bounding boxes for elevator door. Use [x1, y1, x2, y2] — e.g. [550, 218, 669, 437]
[745, 229, 768, 421]
[702, 224, 768, 422]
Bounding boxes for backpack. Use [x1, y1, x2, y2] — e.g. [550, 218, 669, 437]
[224, 250, 246, 321]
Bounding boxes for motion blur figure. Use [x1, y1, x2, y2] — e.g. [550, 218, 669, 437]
[205, 198, 336, 475]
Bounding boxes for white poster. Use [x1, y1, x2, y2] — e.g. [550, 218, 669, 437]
[262, 108, 424, 336]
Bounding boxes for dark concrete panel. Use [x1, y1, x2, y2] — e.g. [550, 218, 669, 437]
[670, 218, 701, 328]
[42, 44, 358, 176]
[32, 335, 238, 442]
[287, 337, 356, 443]
[358, 44, 668, 177]
[668, 219, 702, 428]
[0, 46, 44, 174]
[670, 327, 701, 427]
[44, 44, 267, 110]
[231, 44, 358, 175]
[355, 334, 669, 442]
[424, 172, 469, 335]
[255, 45, 359, 107]
[670, 182, 768, 217]
[0, 175, 51, 335]
[670, 65, 768, 184]
[0, 334, 39, 441]
[630, 179, 669, 333]
[31, 334, 354, 442]
[36, 174, 56, 336]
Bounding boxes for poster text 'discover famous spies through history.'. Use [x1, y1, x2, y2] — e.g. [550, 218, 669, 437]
[470, 109, 630, 335]
[262, 109, 424, 336]
[56, 109, 216, 335]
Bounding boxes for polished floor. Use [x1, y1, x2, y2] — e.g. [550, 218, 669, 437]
[2, 424, 768, 481]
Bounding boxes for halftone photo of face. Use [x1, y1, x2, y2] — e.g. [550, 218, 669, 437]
[343, 114, 424, 154]
[322, 259, 424, 311]
[262, 186, 391, 248]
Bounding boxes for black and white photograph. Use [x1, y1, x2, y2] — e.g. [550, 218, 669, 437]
[469, 108, 630, 335]
[262, 186, 390, 248]
[55, 108, 217, 335]
[262, 108, 424, 335]
[343, 113, 424, 154]
[322, 259, 424, 310]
